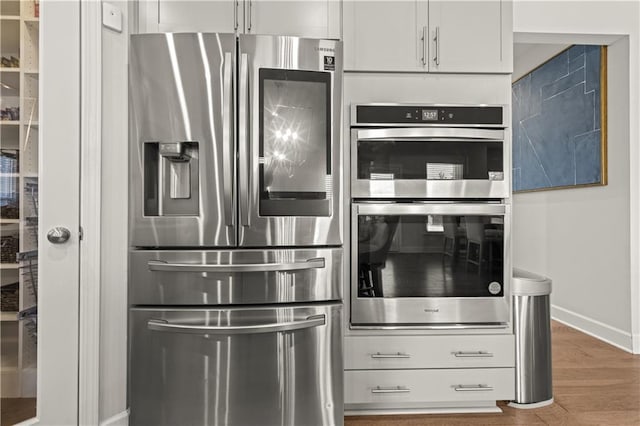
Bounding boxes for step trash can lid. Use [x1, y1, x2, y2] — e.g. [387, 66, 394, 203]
[512, 268, 552, 296]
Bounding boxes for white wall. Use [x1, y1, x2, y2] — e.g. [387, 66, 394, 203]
[99, 1, 130, 424]
[512, 43, 569, 81]
[512, 0, 640, 352]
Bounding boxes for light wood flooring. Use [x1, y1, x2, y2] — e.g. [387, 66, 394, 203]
[346, 321, 640, 425]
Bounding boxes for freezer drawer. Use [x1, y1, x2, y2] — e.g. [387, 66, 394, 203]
[129, 304, 343, 426]
[130, 248, 342, 305]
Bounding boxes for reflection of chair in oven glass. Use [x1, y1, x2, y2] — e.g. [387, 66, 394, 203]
[358, 217, 399, 297]
[464, 216, 502, 274]
[442, 216, 466, 260]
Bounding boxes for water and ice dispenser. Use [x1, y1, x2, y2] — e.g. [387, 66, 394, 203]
[143, 141, 200, 217]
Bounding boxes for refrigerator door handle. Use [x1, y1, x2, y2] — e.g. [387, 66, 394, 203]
[147, 314, 326, 335]
[147, 257, 325, 273]
[222, 51, 234, 227]
[239, 52, 250, 227]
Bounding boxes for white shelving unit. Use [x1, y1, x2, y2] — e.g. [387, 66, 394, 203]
[1, 0, 39, 399]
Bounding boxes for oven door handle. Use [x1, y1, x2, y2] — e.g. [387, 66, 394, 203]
[148, 258, 325, 273]
[356, 203, 506, 216]
[147, 315, 325, 335]
[356, 127, 504, 141]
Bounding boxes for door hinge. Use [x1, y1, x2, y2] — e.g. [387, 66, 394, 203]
[79, 226, 84, 241]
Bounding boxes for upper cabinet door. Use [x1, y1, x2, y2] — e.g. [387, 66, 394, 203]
[152, 0, 241, 33]
[343, 0, 428, 72]
[246, 1, 341, 39]
[428, 0, 512, 73]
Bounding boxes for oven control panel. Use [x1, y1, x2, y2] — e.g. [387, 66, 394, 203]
[353, 104, 504, 126]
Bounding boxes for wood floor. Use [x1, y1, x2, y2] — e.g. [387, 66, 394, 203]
[1, 322, 638, 425]
[0, 398, 35, 426]
[346, 321, 640, 425]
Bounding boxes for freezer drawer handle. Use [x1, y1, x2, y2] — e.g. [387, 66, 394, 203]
[371, 386, 410, 394]
[452, 351, 494, 358]
[147, 258, 325, 273]
[370, 352, 411, 359]
[453, 385, 494, 392]
[147, 314, 326, 335]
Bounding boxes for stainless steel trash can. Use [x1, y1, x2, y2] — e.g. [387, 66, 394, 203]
[509, 268, 553, 409]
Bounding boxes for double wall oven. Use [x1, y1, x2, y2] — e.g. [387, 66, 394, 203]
[350, 104, 511, 328]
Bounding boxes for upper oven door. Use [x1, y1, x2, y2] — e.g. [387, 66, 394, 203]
[238, 35, 343, 247]
[351, 202, 510, 327]
[351, 128, 509, 199]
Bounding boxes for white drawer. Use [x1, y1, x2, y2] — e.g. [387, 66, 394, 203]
[345, 334, 514, 369]
[345, 368, 515, 405]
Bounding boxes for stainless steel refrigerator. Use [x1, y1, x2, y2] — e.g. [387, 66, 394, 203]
[128, 33, 343, 426]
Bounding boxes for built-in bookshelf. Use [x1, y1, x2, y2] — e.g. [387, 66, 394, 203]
[0, 0, 39, 399]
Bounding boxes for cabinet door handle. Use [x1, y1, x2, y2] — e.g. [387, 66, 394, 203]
[452, 351, 494, 358]
[433, 26, 440, 66]
[454, 385, 493, 392]
[371, 386, 410, 394]
[234, 0, 239, 31]
[371, 352, 411, 359]
[421, 26, 427, 66]
[247, 0, 253, 32]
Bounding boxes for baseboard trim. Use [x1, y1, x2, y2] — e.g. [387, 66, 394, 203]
[633, 334, 640, 354]
[100, 409, 129, 426]
[551, 305, 633, 353]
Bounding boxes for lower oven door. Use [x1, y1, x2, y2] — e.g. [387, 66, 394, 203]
[351, 202, 510, 327]
[129, 303, 343, 426]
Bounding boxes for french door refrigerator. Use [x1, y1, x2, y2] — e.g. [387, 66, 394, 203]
[128, 33, 343, 426]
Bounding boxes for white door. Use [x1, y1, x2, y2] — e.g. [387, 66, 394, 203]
[16, 1, 80, 424]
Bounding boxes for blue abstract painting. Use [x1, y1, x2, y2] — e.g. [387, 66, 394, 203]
[512, 45, 606, 192]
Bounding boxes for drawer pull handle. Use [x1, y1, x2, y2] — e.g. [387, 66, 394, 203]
[371, 352, 411, 359]
[452, 351, 494, 358]
[454, 384, 494, 392]
[371, 386, 410, 394]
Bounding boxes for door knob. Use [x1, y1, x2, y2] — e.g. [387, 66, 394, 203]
[47, 227, 71, 244]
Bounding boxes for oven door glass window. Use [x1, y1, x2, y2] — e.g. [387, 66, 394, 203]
[357, 214, 504, 298]
[259, 68, 331, 216]
[357, 140, 503, 181]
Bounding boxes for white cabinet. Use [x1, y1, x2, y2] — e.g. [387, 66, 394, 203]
[156, 0, 239, 33]
[248, 1, 341, 39]
[345, 368, 515, 405]
[343, 0, 512, 73]
[141, 0, 341, 39]
[344, 333, 516, 410]
[343, 0, 427, 72]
